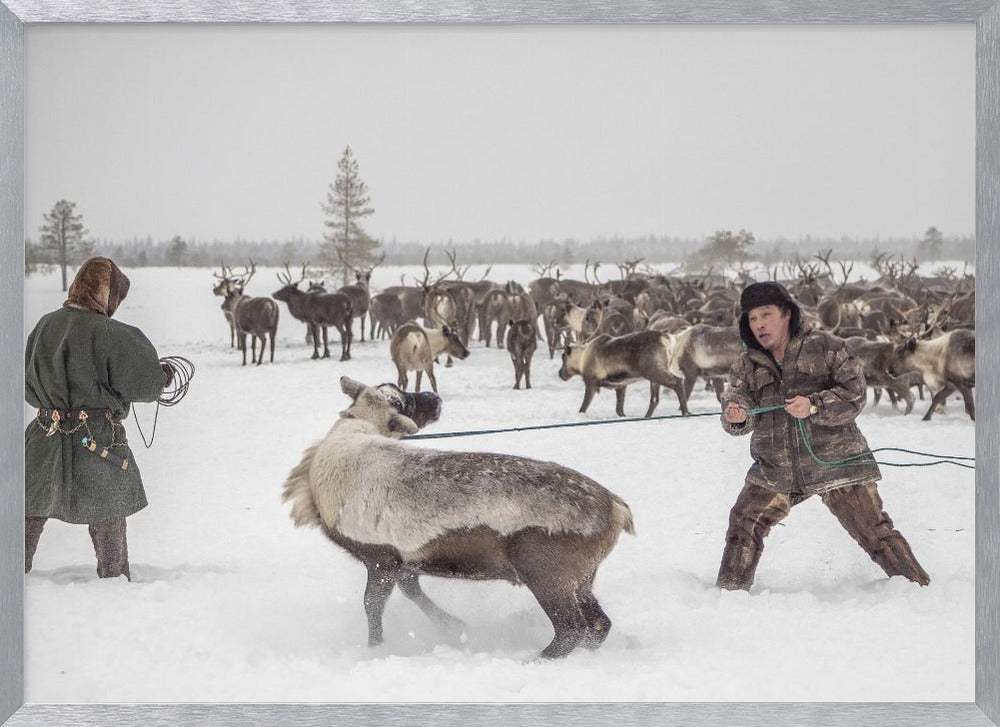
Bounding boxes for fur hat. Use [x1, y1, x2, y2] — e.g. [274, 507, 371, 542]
[375, 383, 442, 430]
[65, 257, 130, 317]
[738, 281, 801, 351]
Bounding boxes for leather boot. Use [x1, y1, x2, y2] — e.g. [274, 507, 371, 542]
[25, 516, 46, 574]
[822, 483, 930, 586]
[716, 484, 792, 591]
[89, 518, 131, 580]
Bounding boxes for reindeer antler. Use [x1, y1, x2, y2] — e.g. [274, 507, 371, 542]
[444, 248, 471, 281]
[277, 260, 308, 286]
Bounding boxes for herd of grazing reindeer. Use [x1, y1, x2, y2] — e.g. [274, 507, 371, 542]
[212, 249, 976, 424]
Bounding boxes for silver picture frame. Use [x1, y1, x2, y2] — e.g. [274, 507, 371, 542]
[1, 2, 997, 725]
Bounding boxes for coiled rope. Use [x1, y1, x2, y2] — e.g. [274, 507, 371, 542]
[132, 356, 196, 448]
[403, 403, 974, 470]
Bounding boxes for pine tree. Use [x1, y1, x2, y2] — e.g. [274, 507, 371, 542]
[921, 226, 944, 260]
[320, 146, 380, 286]
[166, 235, 188, 267]
[39, 200, 93, 291]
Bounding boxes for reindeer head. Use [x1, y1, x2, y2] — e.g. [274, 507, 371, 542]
[440, 325, 470, 360]
[339, 377, 419, 438]
[558, 344, 584, 381]
[273, 261, 309, 301]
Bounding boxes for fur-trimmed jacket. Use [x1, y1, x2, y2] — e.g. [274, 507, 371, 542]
[721, 329, 881, 495]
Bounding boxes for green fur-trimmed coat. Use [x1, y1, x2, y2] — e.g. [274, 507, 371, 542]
[25, 306, 167, 524]
[721, 329, 881, 496]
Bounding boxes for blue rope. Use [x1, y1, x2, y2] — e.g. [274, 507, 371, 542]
[402, 403, 974, 470]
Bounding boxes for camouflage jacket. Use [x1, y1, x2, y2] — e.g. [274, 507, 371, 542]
[720, 329, 881, 495]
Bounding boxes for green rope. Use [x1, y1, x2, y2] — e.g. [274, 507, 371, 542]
[748, 404, 974, 470]
[403, 401, 974, 470]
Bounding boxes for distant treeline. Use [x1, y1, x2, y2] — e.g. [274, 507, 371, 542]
[27, 233, 975, 271]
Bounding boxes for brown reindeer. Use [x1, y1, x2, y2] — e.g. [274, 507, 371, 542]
[212, 261, 248, 348]
[221, 262, 279, 366]
[390, 321, 470, 393]
[369, 292, 406, 339]
[842, 336, 916, 415]
[282, 376, 635, 659]
[541, 298, 571, 359]
[272, 271, 353, 361]
[506, 319, 538, 389]
[892, 328, 975, 421]
[667, 324, 743, 404]
[558, 330, 689, 418]
[553, 297, 604, 343]
[493, 284, 538, 348]
[336, 251, 384, 343]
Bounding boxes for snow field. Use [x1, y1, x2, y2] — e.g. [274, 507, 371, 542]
[23, 266, 974, 702]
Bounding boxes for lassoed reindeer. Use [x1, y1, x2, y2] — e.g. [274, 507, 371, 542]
[282, 376, 635, 659]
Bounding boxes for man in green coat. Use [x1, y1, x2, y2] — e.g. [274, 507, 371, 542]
[25, 257, 169, 580]
[718, 281, 929, 591]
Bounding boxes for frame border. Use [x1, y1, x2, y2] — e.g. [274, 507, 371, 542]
[2, 3, 997, 726]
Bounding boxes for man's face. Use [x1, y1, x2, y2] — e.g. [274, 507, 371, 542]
[747, 304, 791, 352]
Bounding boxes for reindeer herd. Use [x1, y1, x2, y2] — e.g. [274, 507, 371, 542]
[212, 250, 976, 424]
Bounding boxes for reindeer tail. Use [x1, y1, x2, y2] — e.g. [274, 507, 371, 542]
[611, 496, 636, 536]
[281, 441, 321, 528]
[667, 325, 695, 379]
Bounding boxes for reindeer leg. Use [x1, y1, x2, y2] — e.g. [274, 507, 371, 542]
[396, 571, 465, 637]
[671, 377, 690, 415]
[873, 386, 883, 407]
[579, 382, 598, 414]
[415, 369, 424, 394]
[342, 324, 352, 361]
[426, 368, 439, 395]
[445, 355, 453, 368]
[955, 383, 975, 421]
[310, 323, 321, 360]
[397, 365, 408, 391]
[270, 330, 276, 363]
[923, 384, 955, 421]
[509, 533, 586, 659]
[712, 378, 725, 405]
[644, 382, 659, 418]
[525, 357, 532, 389]
[615, 386, 627, 417]
[513, 359, 522, 389]
[576, 572, 612, 650]
[322, 326, 331, 359]
[363, 560, 400, 647]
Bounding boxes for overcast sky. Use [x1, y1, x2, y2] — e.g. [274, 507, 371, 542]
[25, 24, 974, 244]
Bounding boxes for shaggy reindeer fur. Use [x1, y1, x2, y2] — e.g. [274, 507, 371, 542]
[282, 377, 635, 659]
[285, 419, 632, 554]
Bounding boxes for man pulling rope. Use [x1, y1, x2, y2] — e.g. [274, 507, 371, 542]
[718, 281, 931, 591]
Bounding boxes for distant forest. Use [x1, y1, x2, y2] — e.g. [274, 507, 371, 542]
[25, 232, 975, 273]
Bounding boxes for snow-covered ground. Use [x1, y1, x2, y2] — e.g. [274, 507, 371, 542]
[22, 265, 974, 703]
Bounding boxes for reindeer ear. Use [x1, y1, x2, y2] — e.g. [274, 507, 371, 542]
[387, 413, 419, 437]
[340, 376, 366, 401]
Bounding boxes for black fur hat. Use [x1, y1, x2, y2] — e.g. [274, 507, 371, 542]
[738, 281, 802, 351]
[375, 383, 442, 430]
